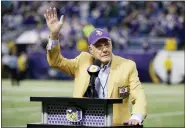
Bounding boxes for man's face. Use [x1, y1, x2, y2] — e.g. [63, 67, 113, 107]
[89, 38, 112, 64]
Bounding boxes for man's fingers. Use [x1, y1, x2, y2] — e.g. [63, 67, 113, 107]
[125, 119, 140, 126]
[139, 121, 142, 125]
[128, 120, 132, 125]
[59, 15, 64, 25]
[133, 120, 139, 125]
[50, 7, 54, 18]
[53, 7, 57, 18]
[124, 120, 131, 125]
[46, 9, 50, 19]
[129, 120, 135, 125]
[44, 14, 48, 22]
[48, 7, 52, 19]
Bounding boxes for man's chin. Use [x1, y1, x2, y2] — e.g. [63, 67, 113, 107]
[100, 58, 111, 64]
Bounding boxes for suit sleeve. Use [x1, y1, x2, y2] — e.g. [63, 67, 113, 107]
[129, 61, 147, 120]
[46, 44, 81, 77]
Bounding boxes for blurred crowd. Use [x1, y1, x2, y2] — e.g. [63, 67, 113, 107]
[2, 1, 185, 52]
[1, 1, 185, 81]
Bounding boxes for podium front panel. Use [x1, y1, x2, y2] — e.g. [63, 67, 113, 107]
[46, 104, 106, 126]
[30, 97, 123, 127]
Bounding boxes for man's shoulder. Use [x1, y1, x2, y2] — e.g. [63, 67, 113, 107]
[78, 52, 93, 63]
[114, 55, 136, 66]
[79, 52, 92, 59]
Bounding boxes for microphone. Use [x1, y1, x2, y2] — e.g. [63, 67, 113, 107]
[84, 59, 101, 98]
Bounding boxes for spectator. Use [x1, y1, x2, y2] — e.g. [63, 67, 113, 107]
[164, 54, 173, 85]
[7, 51, 19, 86]
[76, 38, 88, 52]
[17, 52, 28, 81]
[1, 1, 185, 51]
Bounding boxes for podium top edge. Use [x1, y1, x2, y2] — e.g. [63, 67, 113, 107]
[30, 97, 123, 104]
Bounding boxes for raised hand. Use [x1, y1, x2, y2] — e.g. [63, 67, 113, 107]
[44, 7, 64, 39]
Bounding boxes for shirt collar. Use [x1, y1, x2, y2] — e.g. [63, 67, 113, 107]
[101, 60, 111, 70]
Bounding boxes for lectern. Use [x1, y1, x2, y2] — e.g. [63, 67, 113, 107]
[27, 97, 143, 128]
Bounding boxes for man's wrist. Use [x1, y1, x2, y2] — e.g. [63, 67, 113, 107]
[47, 38, 59, 50]
[50, 33, 59, 40]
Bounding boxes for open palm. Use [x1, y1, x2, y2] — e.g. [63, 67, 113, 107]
[44, 7, 64, 34]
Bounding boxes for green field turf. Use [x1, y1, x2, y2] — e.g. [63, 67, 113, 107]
[2, 79, 184, 127]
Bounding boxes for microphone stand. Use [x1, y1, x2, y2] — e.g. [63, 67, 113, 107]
[84, 59, 101, 98]
[84, 75, 98, 98]
[89, 75, 98, 98]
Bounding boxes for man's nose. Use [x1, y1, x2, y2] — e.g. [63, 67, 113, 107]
[102, 46, 108, 52]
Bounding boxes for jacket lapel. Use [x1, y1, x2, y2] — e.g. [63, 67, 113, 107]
[82, 73, 90, 96]
[108, 54, 119, 98]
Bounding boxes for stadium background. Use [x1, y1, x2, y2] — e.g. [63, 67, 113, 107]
[1, 1, 184, 127]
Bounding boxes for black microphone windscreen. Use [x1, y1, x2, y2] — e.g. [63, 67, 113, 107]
[93, 59, 101, 67]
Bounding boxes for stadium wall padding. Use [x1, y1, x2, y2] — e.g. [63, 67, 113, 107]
[27, 50, 157, 82]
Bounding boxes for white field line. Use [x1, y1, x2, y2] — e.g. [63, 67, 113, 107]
[147, 111, 184, 118]
[2, 87, 184, 95]
[2, 126, 27, 128]
[2, 122, 41, 128]
[2, 86, 72, 93]
[2, 95, 183, 103]
[2, 107, 41, 113]
[148, 98, 183, 103]
[2, 84, 183, 94]
[145, 91, 184, 95]
[4, 108, 183, 118]
[2, 96, 30, 102]
[2, 111, 184, 127]
[2, 83, 184, 94]
[3, 103, 184, 117]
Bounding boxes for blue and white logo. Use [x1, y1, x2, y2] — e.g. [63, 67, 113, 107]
[96, 30, 103, 36]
